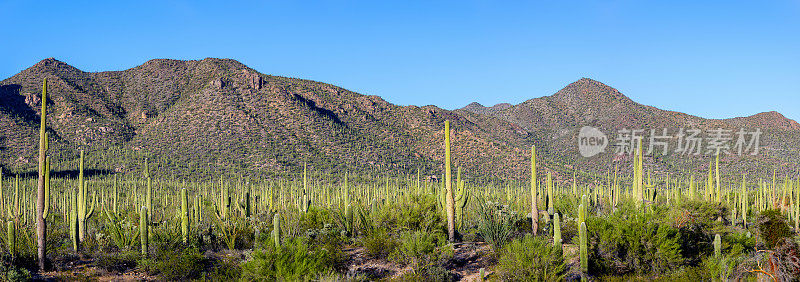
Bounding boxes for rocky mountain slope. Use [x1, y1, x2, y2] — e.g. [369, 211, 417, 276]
[461, 78, 800, 178]
[0, 58, 534, 179]
[1, 59, 797, 180]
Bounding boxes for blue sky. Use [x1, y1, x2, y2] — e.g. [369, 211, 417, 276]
[2, 0, 798, 121]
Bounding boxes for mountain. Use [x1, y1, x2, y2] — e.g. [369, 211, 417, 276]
[461, 78, 800, 178]
[1, 59, 797, 180]
[0, 58, 534, 179]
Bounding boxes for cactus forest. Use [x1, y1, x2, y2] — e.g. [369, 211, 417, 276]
[0, 79, 797, 281]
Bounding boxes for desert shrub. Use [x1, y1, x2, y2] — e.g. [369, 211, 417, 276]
[240, 238, 339, 281]
[390, 230, 453, 281]
[393, 265, 453, 282]
[700, 244, 747, 281]
[588, 203, 682, 276]
[212, 216, 252, 250]
[361, 228, 398, 259]
[757, 209, 791, 249]
[139, 247, 206, 280]
[95, 250, 138, 273]
[559, 217, 578, 244]
[495, 234, 566, 281]
[306, 224, 348, 271]
[391, 231, 452, 268]
[475, 199, 517, 251]
[0, 264, 31, 282]
[677, 200, 729, 228]
[203, 256, 243, 281]
[723, 231, 755, 255]
[768, 238, 800, 279]
[393, 194, 445, 234]
[149, 218, 184, 251]
[299, 207, 333, 231]
[672, 200, 731, 263]
[553, 193, 579, 219]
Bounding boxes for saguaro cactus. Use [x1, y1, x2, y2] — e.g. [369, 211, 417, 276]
[238, 185, 251, 218]
[181, 188, 189, 245]
[531, 145, 539, 234]
[444, 120, 456, 242]
[36, 78, 48, 270]
[70, 191, 78, 252]
[6, 220, 14, 260]
[741, 175, 748, 227]
[579, 221, 588, 278]
[140, 206, 149, 257]
[713, 233, 721, 259]
[547, 172, 554, 217]
[553, 212, 562, 251]
[76, 151, 95, 242]
[272, 213, 282, 249]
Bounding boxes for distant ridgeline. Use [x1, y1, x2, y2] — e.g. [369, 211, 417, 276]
[1, 58, 799, 181]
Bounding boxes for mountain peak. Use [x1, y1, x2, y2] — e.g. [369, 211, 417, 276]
[727, 111, 800, 131]
[34, 57, 63, 66]
[30, 57, 79, 72]
[463, 102, 485, 109]
[26, 57, 83, 76]
[545, 77, 632, 109]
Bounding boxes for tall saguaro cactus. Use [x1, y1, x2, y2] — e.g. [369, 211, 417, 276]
[140, 206, 149, 257]
[272, 213, 282, 249]
[531, 145, 539, 234]
[741, 174, 748, 228]
[579, 221, 588, 279]
[444, 120, 456, 242]
[36, 78, 48, 270]
[76, 151, 95, 242]
[181, 188, 189, 245]
[553, 212, 562, 251]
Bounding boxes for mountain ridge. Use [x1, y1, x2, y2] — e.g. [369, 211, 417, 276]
[2, 58, 798, 179]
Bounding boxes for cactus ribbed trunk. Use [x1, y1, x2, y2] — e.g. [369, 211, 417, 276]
[579, 221, 588, 279]
[272, 213, 281, 249]
[531, 146, 538, 234]
[7, 220, 15, 260]
[140, 206, 149, 257]
[181, 188, 189, 245]
[36, 78, 48, 271]
[553, 212, 562, 251]
[444, 120, 456, 242]
[741, 174, 747, 228]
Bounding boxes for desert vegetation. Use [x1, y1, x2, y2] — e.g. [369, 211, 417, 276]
[0, 81, 799, 281]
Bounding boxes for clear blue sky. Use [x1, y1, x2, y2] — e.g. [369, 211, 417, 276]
[2, 0, 798, 121]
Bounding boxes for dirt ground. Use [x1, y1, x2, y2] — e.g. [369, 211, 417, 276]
[35, 242, 498, 281]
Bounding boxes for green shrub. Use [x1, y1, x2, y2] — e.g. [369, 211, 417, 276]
[393, 194, 445, 234]
[559, 217, 578, 244]
[299, 207, 333, 231]
[0, 264, 31, 282]
[475, 199, 517, 251]
[240, 238, 339, 281]
[138, 247, 206, 281]
[495, 234, 566, 282]
[393, 265, 453, 282]
[361, 228, 398, 259]
[204, 256, 243, 281]
[96, 250, 138, 273]
[391, 231, 452, 270]
[700, 247, 745, 281]
[757, 209, 791, 249]
[588, 203, 683, 276]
